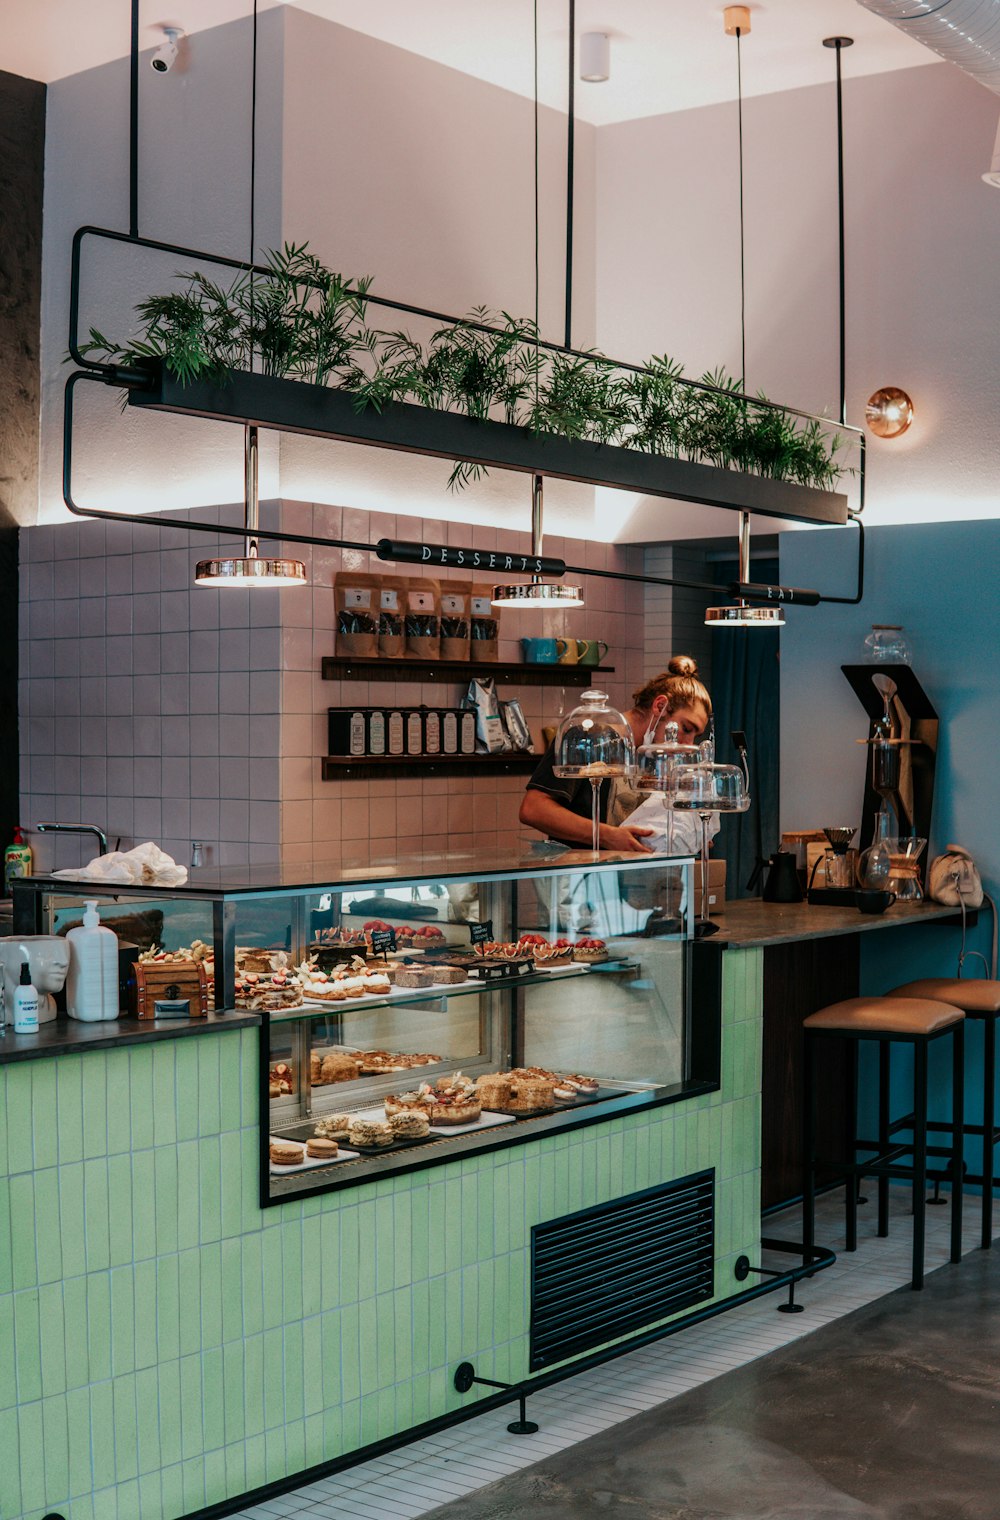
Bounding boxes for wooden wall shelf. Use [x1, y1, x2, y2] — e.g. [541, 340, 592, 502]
[321, 752, 539, 782]
[322, 656, 615, 687]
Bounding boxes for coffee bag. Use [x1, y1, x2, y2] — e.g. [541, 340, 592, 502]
[470, 583, 499, 663]
[334, 571, 380, 658]
[439, 579, 471, 662]
[405, 578, 441, 659]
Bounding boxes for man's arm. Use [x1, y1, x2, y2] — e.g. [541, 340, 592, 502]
[518, 788, 655, 854]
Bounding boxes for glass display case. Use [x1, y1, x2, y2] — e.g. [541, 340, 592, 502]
[13, 846, 716, 1203]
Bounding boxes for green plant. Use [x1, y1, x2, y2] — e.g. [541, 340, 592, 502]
[78, 242, 849, 495]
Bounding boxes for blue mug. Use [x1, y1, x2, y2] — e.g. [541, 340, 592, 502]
[522, 638, 566, 665]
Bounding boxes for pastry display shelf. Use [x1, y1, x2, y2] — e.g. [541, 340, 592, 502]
[321, 656, 616, 688]
[321, 752, 539, 781]
[266, 958, 637, 1021]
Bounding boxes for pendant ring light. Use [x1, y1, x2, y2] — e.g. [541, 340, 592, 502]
[194, 0, 305, 589]
[492, 0, 583, 611]
[195, 423, 306, 587]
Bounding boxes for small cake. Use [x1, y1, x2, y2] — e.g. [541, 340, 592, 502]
[384, 1090, 433, 1118]
[314, 1114, 352, 1140]
[363, 969, 392, 996]
[396, 967, 435, 989]
[349, 1118, 394, 1148]
[238, 946, 288, 974]
[430, 965, 469, 986]
[476, 1073, 513, 1109]
[365, 960, 398, 982]
[305, 1137, 339, 1160]
[388, 1111, 430, 1140]
[319, 1052, 361, 1085]
[553, 1083, 577, 1101]
[411, 925, 445, 946]
[562, 1074, 600, 1095]
[423, 1075, 481, 1126]
[236, 971, 303, 1011]
[269, 1141, 304, 1167]
[269, 1061, 294, 1095]
[507, 1076, 557, 1112]
[573, 938, 609, 963]
[310, 1051, 322, 1085]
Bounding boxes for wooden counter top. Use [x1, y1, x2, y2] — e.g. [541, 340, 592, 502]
[711, 898, 962, 949]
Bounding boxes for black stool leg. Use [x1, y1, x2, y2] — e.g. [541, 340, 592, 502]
[803, 1031, 816, 1262]
[982, 1015, 994, 1251]
[912, 1038, 928, 1290]
[952, 1020, 965, 1265]
[846, 1037, 859, 1253]
[878, 1041, 890, 1237]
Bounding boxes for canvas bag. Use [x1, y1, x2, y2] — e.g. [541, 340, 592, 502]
[928, 844, 984, 909]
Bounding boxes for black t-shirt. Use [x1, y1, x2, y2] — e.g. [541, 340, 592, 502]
[526, 744, 613, 836]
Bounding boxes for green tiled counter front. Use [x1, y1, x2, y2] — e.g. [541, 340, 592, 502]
[0, 948, 762, 1520]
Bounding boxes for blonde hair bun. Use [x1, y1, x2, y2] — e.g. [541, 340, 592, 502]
[667, 655, 698, 677]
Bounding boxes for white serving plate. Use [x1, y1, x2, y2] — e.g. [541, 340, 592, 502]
[268, 1136, 360, 1174]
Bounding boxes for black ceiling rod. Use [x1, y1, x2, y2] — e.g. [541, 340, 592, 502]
[565, 0, 575, 348]
[129, 0, 139, 238]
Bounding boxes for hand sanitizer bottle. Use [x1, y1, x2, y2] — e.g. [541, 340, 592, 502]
[66, 901, 119, 1021]
[13, 960, 39, 1034]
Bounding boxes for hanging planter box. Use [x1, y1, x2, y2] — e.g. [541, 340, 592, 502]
[128, 365, 849, 528]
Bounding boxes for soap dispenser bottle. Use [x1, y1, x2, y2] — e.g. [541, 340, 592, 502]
[66, 900, 119, 1021]
[13, 960, 39, 1035]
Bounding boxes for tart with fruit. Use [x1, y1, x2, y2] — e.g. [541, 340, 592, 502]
[573, 937, 609, 964]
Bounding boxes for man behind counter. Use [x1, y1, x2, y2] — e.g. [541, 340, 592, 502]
[519, 656, 712, 853]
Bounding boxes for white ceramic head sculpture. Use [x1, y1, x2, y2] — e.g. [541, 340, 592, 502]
[0, 936, 71, 1024]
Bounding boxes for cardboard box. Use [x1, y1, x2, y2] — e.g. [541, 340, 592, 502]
[698, 859, 727, 919]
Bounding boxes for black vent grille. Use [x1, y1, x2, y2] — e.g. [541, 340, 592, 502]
[529, 1170, 715, 1369]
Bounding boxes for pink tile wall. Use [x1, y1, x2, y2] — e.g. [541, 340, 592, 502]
[18, 501, 652, 873]
[19, 508, 281, 871]
[276, 501, 648, 862]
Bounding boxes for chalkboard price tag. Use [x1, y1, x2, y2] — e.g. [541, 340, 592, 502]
[469, 920, 494, 946]
[369, 928, 397, 957]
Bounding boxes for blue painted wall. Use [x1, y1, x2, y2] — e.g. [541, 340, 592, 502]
[780, 520, 999, 1181]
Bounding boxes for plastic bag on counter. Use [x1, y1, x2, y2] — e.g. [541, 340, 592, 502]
[463, 676, 510, 752]
[501, 699, 533, 753]
[334, 571, 380, 657]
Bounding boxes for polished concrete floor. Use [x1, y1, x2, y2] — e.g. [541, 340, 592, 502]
[425, 1245, 1000, 1519]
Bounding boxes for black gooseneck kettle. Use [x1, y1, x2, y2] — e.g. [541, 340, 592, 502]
[747, 851, 803, 903]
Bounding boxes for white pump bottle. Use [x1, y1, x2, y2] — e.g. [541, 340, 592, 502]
[66, 900, 119, 1021]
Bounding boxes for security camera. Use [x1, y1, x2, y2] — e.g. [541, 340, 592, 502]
[151, 26, 183, 73]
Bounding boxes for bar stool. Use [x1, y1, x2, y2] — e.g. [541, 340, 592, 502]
[802, 996, 965, 1290]
[887, 978, 1000, 1251]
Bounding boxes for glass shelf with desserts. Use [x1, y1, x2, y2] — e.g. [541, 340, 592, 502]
[12, 845, 717, 1203]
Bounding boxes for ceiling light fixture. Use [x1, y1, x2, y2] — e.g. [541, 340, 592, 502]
[491, 475, 583, 608]
[195, 424, 306, 587]
[865, 387, 913, 439]
[705, 511, 784, 629]
[579, 32, 610, 83]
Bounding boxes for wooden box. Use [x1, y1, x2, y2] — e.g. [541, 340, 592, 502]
[130, 960, 209, 1019]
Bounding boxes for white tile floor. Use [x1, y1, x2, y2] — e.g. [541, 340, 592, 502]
[231, 1186, 988, 1520]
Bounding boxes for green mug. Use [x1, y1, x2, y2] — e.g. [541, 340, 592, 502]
[577, 639, 609, 667]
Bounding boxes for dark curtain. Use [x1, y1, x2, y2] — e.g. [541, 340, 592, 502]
[709, 557, 780, 898]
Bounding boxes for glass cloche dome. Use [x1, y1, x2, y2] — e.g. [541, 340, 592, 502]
[553, 689, 635, 781]
[635, 721, 701, 794]
[553, 689, 635, 855]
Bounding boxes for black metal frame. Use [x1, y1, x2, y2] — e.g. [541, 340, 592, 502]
[62, 223, 868, 606]
[803, 1019, 965, 1290]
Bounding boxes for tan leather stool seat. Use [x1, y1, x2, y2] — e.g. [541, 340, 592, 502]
[804, 995, 964, 1036]
[888, 978, 1000, 1015]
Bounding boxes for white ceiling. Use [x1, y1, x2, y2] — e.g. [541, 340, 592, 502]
[5, 0, 936, 118]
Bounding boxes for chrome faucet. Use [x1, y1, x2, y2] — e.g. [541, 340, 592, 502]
[36, 822, 110, 858]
